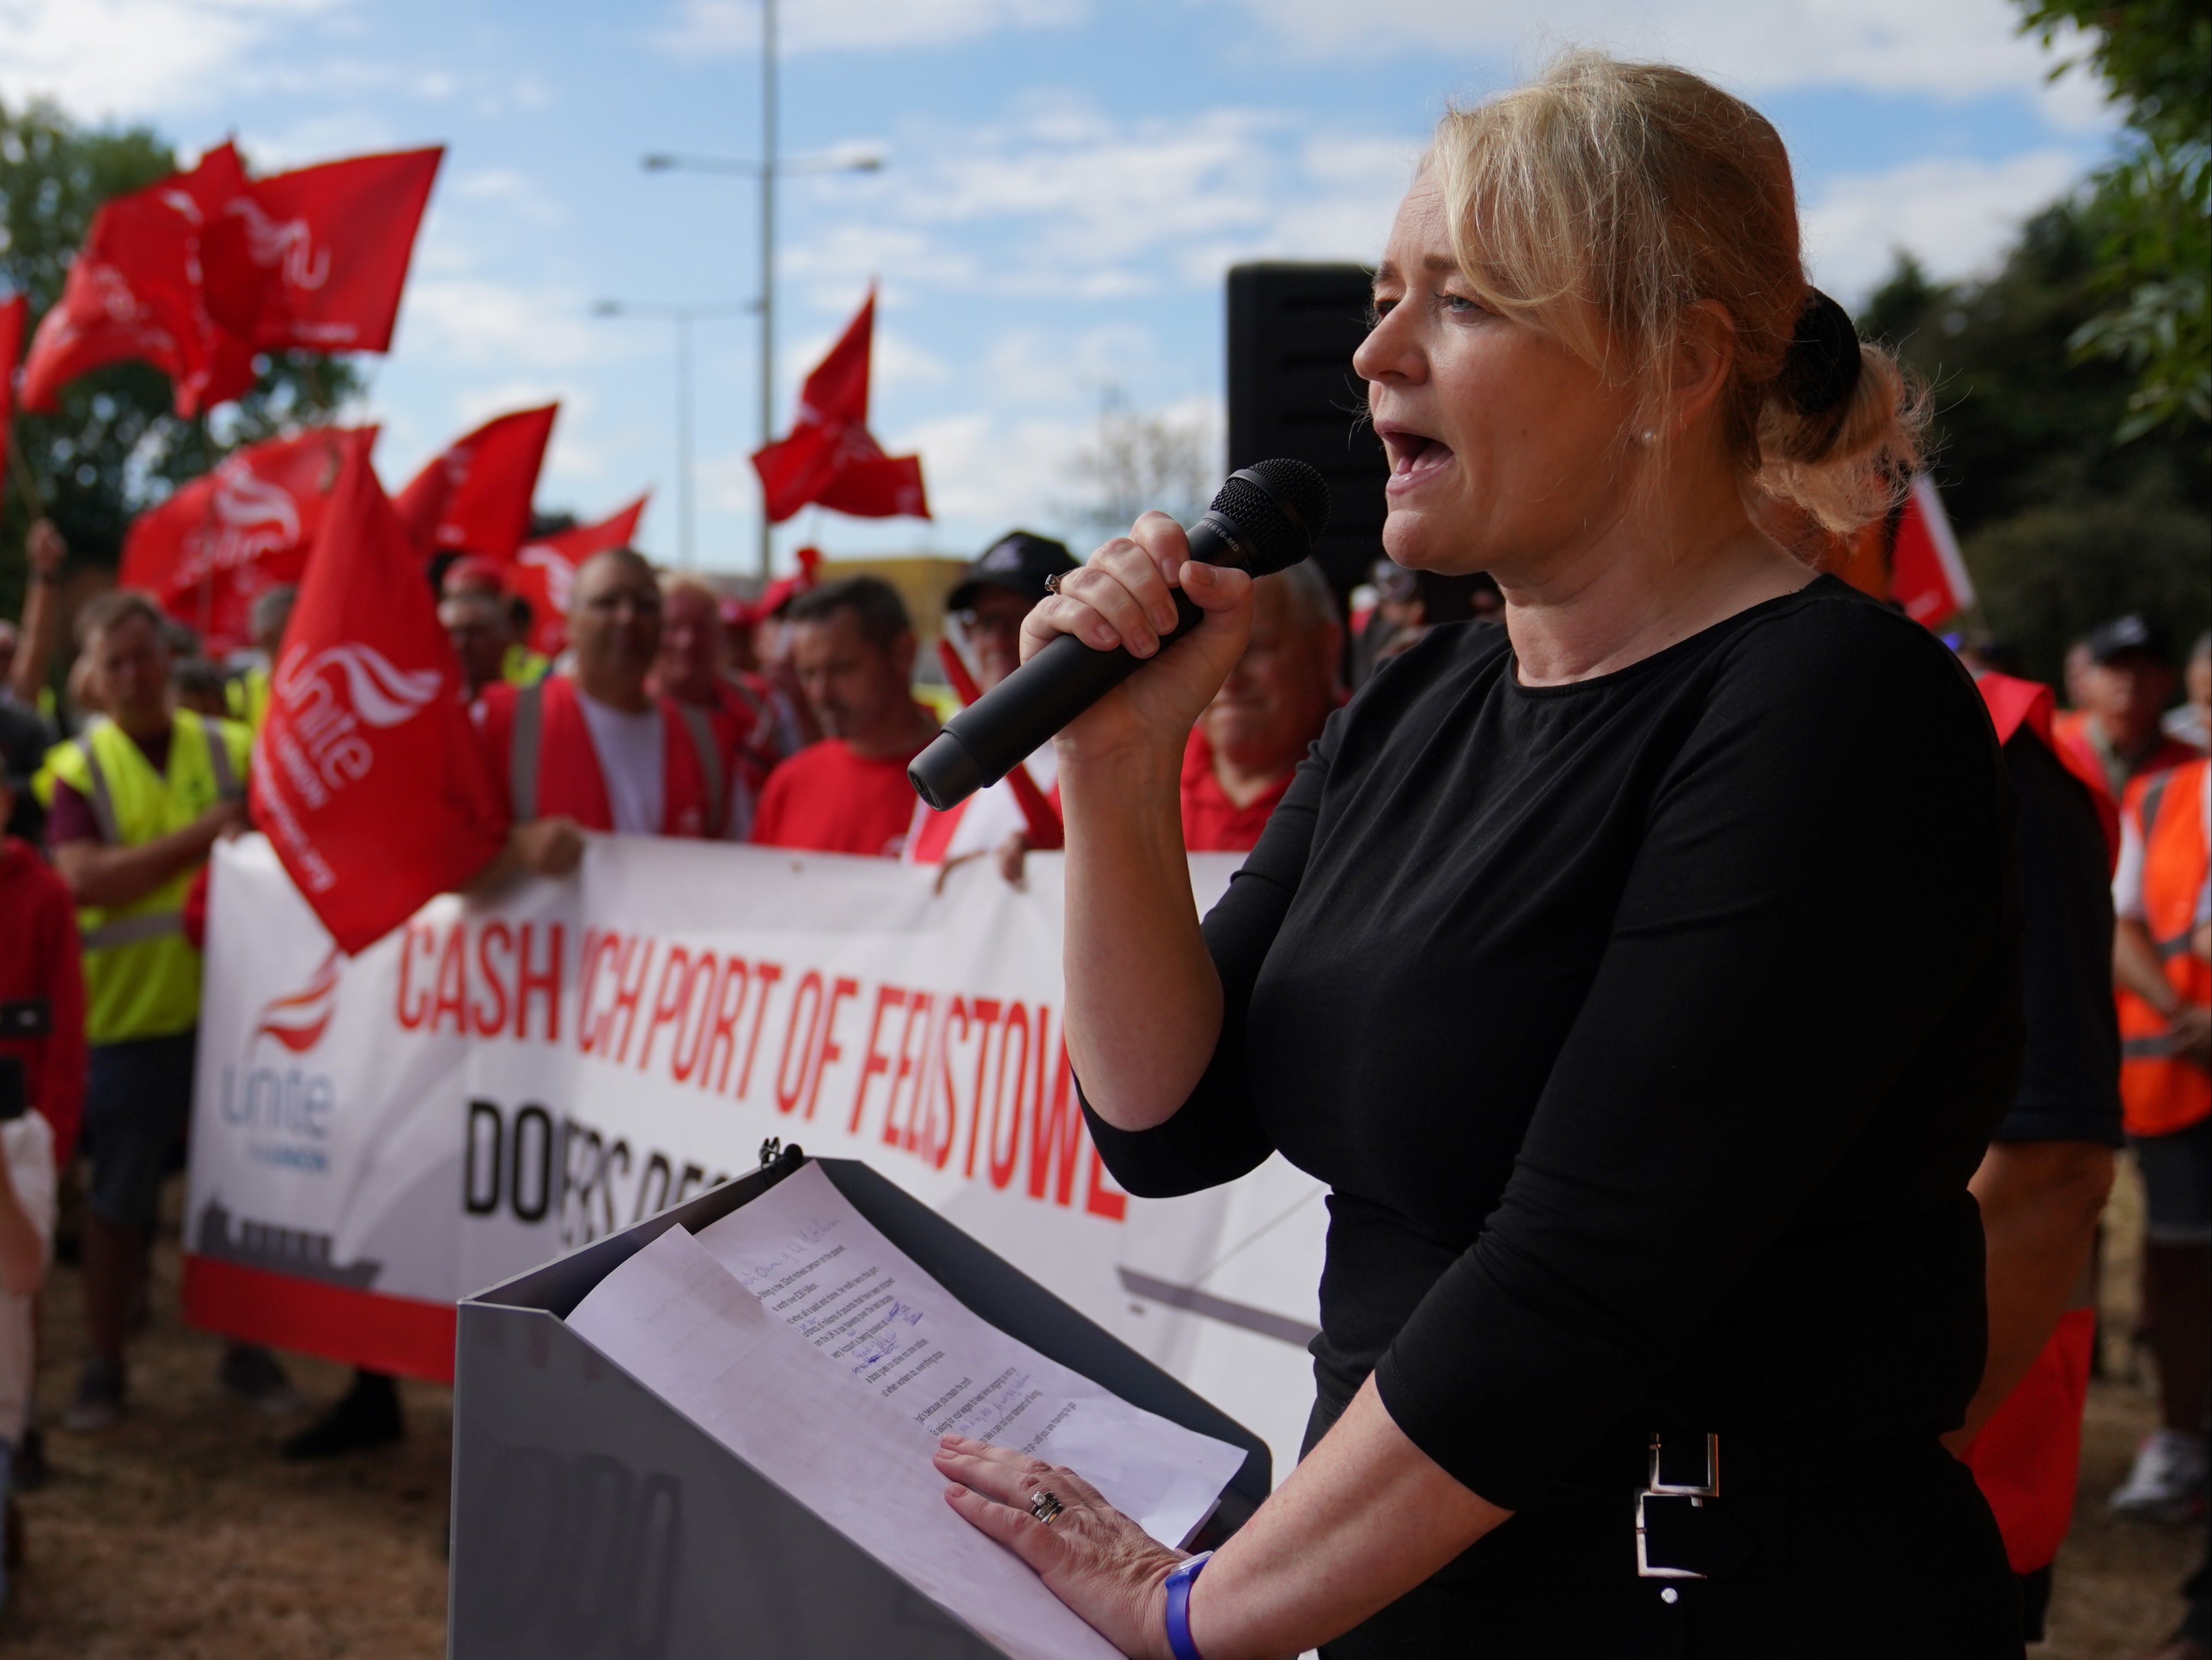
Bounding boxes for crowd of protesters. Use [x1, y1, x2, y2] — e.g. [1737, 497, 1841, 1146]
[0, 510, 2204, 1648]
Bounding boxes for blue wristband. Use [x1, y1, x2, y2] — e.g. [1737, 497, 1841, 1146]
[1163, 1550, 1213, 1660]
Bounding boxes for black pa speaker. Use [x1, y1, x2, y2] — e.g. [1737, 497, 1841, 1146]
[1225, 263, 1385, 598]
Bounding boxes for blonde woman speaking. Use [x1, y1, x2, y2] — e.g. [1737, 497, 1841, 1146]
[935, 53, 2024, 1660]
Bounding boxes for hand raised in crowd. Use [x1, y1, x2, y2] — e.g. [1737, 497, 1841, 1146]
[1026, 512, 1254, 768]
[25, 519, 66, 580]
[933, 1435, 1184, 1660]
[511, 816, 586, 878]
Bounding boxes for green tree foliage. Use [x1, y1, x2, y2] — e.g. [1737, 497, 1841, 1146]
[1863, 204, 2209, 682]
[0, 98, 361, 624]
[2017, 0, 2211, 435]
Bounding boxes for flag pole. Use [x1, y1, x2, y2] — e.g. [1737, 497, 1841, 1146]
[757, 0, 778, 582]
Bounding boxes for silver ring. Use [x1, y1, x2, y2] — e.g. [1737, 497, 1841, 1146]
[1043, 572, 1064, 595]
[1028, 1489, 1064, 1525]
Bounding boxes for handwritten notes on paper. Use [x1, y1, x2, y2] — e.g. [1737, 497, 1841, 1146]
[694, 1163, 1247, 1548]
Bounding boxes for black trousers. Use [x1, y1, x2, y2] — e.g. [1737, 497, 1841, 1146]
[1301, 1399, 2025, 1660]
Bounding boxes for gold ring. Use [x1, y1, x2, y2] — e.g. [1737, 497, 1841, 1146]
[1043, 572, 1064, 595]
[1028, 1489, 1064, 1525]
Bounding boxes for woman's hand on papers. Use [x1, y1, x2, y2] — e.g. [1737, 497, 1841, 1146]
[936, 1433, 1181, 1660]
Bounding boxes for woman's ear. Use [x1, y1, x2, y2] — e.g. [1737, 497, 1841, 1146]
[1665, 300, 1738, 435]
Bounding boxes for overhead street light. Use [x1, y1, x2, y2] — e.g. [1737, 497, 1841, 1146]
[641, 0, 891, 578]
[592, 298, 756, 570]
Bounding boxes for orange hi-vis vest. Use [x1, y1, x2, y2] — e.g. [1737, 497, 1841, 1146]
[2118, 757, 2211, 1138]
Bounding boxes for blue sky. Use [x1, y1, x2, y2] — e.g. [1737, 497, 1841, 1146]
[1, 0, 2116, 574]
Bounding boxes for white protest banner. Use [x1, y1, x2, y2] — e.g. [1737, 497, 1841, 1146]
[186, 834, 1329, 1474]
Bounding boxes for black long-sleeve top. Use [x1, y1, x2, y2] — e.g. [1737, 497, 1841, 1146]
[1084, 577, 2023, 1511]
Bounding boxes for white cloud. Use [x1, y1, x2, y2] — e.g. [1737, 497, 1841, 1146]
[981, 323, 1157, 404]
[395, 276, 614, 370]
[1803, 148, 2084, 300]
[875, 408, 1087, 529]
[1212, 0, 2094, 110]
[784, 105, 1411, 300]
[657, 0, 1083, 56]
[0, 0, 345, 118]
[233, 111, 398, 170]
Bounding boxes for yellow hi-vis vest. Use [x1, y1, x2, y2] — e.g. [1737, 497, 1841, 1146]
[225, 665, 272, 733]
[46, 710, 250, 1046]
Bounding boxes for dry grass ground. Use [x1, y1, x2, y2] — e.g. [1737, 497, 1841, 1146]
[0, 1160, 2197, 1657]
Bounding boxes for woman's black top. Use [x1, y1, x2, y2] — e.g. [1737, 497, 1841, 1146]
[1084, 577, 2022, 1513]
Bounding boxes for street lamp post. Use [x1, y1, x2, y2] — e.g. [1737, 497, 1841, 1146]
[592, 299, 753, 570]
[643, 0, 885, 579]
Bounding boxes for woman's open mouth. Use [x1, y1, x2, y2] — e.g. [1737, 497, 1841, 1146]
[1377, 425, 1454, 492]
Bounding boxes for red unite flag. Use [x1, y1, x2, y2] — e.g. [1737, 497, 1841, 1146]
[120, 428, 358, 655]
[751, 290, 929, 524]
[394, 404, 558, 564]
[1890, 473, 1975, 629]
[21, 142, 441, 419]
[508, 495, 649, 657]
[203, 147, 441, 354]
[253, 431, 508, 953]
[21, 143, 258, 418]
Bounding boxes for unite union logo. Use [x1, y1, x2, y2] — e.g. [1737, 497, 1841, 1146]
[225, 196, 331, 293]
[178, 455, 304, 583]
[254, 950, 339, 1054]
[266, 640, 442, 806]
[515, 543, 577, 617]
[276, 640, 442, 730]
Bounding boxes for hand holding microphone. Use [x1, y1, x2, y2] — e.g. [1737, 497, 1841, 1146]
[909, 460, 1329, 810]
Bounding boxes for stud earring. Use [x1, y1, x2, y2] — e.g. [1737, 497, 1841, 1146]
[1637, 429, 1659, 446]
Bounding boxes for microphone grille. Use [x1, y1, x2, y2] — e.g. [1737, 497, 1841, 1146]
[1209, 458, 1332, 576]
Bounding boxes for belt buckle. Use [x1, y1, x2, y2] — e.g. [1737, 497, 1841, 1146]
[1635, 1431, 1720, 1580]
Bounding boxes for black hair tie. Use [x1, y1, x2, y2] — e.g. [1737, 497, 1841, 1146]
[1780, 288, 1862, 416]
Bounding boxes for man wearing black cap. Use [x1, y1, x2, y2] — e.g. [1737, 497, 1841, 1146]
[2053, 615, 2198, 834]
[905, 532, 1077, 868]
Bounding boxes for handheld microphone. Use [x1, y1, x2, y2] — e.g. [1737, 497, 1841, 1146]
[908, 458, 1330, 812]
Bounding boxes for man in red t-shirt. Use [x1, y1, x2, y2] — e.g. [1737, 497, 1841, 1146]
[1181, 561, 1341, 853]
[750, 577, 939, 857]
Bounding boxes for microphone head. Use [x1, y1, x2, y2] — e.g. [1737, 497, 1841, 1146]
[1205, 459, 1331, 577]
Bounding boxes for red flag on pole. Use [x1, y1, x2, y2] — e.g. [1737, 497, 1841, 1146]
[20, 143, 259, 418]
[394, 404, 558, 563]
[253, 431, 508, 953]
[0, 291, 26, 512]
[22, 142, 440, 419]
[751, 290, 928, 523]
[508, 495, 649, 657]
[204, 148, 441, 353]
[1890, 473, 1975, 628]
[119, 427, 356, 654]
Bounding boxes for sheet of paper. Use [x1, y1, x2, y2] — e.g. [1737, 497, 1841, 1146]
[566, 1225, 1120, 1660]
[694, 1162, 1248, 1549]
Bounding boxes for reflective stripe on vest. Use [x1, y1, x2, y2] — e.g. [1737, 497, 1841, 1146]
[2117, 759, 2212, 1138]
[507, 681, 723, 838]
[675, 701, 725, 841]
[52, 710, 249, 1045]
[510, 683, 544, 823]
